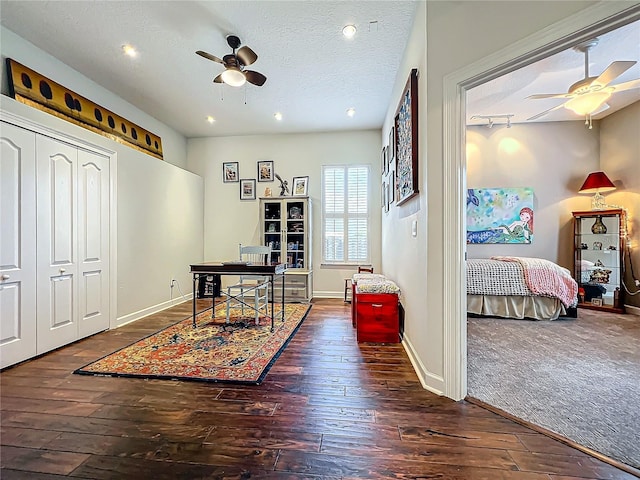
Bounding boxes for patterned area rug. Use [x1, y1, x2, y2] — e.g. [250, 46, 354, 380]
[75, 303, 311, 385]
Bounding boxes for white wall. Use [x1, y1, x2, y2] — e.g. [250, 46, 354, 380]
[186, 130, 382, 296]
[0, 25, 188, 169]
[466, 121, 600, 269]
[600, 100, 640, 309]
[382, 0, 603, 395]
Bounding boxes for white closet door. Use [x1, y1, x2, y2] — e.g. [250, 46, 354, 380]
[36, 135, 79, 354]
[0, 123, 37, 368]
[77, 149, 110, 337]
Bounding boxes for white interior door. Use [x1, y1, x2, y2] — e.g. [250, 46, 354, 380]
[36, 135, 79, 354]
[0, 122, 37, 368]
[77, 149, 110, 337]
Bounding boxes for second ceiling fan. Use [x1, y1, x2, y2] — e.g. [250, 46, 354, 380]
[196, 35, 267, 87]
[527, 38, 639, 123]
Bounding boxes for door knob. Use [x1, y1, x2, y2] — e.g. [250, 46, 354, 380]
[1, 274, 9, 280]
[59, 268, 66, 273]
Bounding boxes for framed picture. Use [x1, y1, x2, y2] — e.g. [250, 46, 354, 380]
[381, 146, 386, 175]
[394, 68, 419, 206]
[223, 162, 239, 183]
[388, 170, 395, 204]
[239, 179, 256, 200]
[388, 126, 395, 164]
[257, 160, 274, 182]
[292, 176, 309, 196]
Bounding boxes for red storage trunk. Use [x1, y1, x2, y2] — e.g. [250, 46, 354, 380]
[356, 293, 399, 343]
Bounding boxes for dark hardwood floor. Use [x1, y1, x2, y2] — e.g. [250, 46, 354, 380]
[1, 298, 636, 479]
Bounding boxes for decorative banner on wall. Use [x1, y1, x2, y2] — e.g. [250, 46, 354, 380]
[6, 59, 163, 160]
[466, 187, 534, 244]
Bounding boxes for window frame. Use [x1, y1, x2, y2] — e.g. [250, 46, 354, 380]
[321, 164, 371, 266]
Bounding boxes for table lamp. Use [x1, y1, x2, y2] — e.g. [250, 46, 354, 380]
[578, 171, 616, 210]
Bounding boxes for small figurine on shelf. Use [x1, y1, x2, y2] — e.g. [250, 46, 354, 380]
[275, 173, 289, 196]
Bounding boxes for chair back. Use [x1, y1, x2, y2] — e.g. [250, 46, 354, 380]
[239, 244, 272, 265]
[358, 266, 374, 274]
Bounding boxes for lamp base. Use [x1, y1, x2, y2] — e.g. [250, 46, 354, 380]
[591, 192, 606, 210]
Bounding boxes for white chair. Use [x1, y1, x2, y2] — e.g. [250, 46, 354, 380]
[225, 244, 272, 325]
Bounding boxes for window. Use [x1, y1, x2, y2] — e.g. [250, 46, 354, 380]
[322, 165, 370, 264]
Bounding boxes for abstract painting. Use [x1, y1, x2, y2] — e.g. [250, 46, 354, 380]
[466, 187, 534, 244]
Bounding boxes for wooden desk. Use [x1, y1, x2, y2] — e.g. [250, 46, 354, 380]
[190, 262, 287, 331]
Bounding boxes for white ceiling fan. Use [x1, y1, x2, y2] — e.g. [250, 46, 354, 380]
[527, 38, 640, 126]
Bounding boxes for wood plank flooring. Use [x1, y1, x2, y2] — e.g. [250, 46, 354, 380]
[1, 298, 636, 479]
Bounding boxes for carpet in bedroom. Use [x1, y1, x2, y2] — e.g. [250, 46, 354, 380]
[467, 309, 640, 470]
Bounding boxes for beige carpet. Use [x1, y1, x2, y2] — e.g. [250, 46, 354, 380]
[467, 308, 640, 469]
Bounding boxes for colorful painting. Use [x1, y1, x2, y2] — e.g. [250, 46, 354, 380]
[466, 187, 534, 244]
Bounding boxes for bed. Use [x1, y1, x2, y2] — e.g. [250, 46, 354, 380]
[467, 256, 578, 320]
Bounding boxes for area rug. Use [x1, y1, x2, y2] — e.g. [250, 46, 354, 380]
[74, 303, 311, 385]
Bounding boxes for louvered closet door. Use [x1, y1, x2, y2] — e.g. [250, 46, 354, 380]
[0, 123, 37, 368]
[36, 136, 79, 354]
[77, 148, 110, 337]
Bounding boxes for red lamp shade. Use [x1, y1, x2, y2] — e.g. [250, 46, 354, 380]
[578, 171, 616, 194]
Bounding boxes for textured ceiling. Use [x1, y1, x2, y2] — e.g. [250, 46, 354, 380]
[1, 2, 638, 138]
[0, 0, 417, 138]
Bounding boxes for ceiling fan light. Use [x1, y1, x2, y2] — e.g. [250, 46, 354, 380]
[221, 68, 246, 87]
[564, 91, 611, 116]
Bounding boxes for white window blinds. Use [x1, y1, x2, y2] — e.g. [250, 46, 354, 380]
[322, 165, 370, 264]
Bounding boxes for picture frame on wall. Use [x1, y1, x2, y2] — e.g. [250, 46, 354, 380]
[223, 162, 239, 183]
[381, 146, 387, 175]
[239, 179, 256, 200]
[388, 126, 395, 164]
[257, 160, 274, 182]
[394, 68, 419, 206]
[292, 176, 309, 196]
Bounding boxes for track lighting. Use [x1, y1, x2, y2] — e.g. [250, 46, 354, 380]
[470, 114, 514, 129]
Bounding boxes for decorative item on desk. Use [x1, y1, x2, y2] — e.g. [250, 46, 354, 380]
[591, 215, 607, 234]
[264, 187, 272, 197]
[578, 171, 616, 210]
[593, 241, 603, 250]
[580, 243, 588, 249]
[607, 245, 617, 250]
[591, 298, 603, 307]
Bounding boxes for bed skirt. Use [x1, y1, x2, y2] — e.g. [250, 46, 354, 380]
[467, 294, 566, 320]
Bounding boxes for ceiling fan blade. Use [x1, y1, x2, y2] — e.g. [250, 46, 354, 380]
[527, 102, 566, 121]
[213, 73, 223, 83]
[609, 77, 640, 92]
[591, 60, 636, 89]
[245, 70, 267, 86]
[236, 46, 258, 66]
[526, 93, 569, 100]
[196, 50, 224, 64]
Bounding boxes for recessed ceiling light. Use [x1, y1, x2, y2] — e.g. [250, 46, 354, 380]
[342, 24, 357, 39]
[346, 107, 356, 117]
[122, 44, 137, 57]
[206, 116, 215, 124]
[274, 112, 283, 121]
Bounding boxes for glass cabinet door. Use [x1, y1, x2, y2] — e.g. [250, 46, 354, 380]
[573, 209, 625, 312]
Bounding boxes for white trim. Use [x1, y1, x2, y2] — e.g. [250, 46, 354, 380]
[443, 3, 640, 401]
[116, 295, 193, 328]
[402, 335, 444, 396]
[625, 304, 640, 317]
[310, 291, 343, 299]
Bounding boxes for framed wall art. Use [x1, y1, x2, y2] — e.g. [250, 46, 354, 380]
[257, 160, 274, 182]
[292, 176, 309, 196]
[394, 68, 419, 206]
[223, 162, 239, 183]
[240, 179, 256, 200]
[466, 187, 534, 244]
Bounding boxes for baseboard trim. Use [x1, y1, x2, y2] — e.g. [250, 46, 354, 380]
[466, 396, 640, 478]
[402, 334, 445, 396]
[624, 304, 640, 316]
[116, 294, 193, 328]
